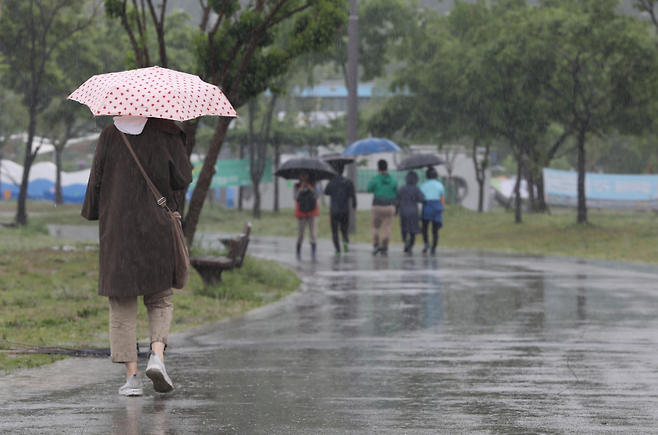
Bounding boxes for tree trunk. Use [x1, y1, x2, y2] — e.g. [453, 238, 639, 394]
[477, 176, 484, 212]
[250, 154, 265, 218]
[55, 145, 63, 205]
[238, 141, 245, 211]
[526, 165, 536, 214]
[15, 107, 38, 226]
[149, 0, 168, 67]
[182, 119, 200, 158]
[248, 99, 258, 217]
[0, 151, 3, 198]
[183, 116, 232, 244]
[514, 156, 523, 224]
[535, 172, 549, 214]
[576, 128, 588, 224]
[274, 142, 280, 212]
[207, 187, 214, 206]
[178, 118, 200, 221]
[472, 141, 489, 213]
[252, 182, 261, 218]
[249, 95, 275, 219]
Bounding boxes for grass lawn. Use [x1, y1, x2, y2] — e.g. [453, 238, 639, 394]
[197, 202, 658, 265]
[4, 199, 658, 263]
[0, 201, 300, 373]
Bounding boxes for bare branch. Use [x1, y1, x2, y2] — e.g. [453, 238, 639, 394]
[265, 3, 311, 30]
[547, 128, 572, 161]
[199, 0, 210, 31]
[114, 0, 149, 67]
[133, 0, 145, 41]
[226, 34, 263, 101]
[44, 4, 99, 62]
[637, 0, 658, 29]
[210, 2, 227, 35]
[146, 0, 167, 66]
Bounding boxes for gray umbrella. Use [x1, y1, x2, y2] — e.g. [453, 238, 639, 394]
[274, 157, 338, 181]
[397, 153, 445, 171]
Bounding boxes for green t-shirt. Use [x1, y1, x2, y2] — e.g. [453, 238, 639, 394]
[367, 173, 398, 202]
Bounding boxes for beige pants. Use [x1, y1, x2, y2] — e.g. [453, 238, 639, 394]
[297, 216, 317, 244]
[108, 288, 174, 363]
[371, 205, 396, 248]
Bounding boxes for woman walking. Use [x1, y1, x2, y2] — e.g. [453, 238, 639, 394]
[419, 167, 445, 255]
[81, 116, 193, 396]
[294, 170, 319, 260]
[396, 171, 425, 255]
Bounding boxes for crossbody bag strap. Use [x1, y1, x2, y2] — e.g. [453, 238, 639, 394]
[119, 130, 172, 214]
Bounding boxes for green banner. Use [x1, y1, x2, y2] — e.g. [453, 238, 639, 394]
[189, 158, 273, 189]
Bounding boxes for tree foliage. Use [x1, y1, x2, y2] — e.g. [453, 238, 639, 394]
[0, 0, 98, 225]
[182, 0, 347, 243]
[531, 0, 658, 223]
[369, 0, 658, 224]
[302, 0, 420, 85]
[105, 0, 171, 67]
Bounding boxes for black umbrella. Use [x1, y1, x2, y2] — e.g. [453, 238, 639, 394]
[321, 153, 355, 174]
[274, 157, 338, 181]
[397, 153, 445, 171]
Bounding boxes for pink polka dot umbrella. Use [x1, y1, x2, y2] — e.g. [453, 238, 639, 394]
[67, 66, 238, 121]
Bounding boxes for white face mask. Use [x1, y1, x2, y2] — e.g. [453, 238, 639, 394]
[113, 115, 148, 135]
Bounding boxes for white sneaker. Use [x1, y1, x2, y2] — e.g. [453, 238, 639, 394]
[145, 351, 174, 393]
[118, 373, 144, 396]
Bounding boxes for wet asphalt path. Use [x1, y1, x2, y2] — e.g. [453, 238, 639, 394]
[3, 233, 658, 434]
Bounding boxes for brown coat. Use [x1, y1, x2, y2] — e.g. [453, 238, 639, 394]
[82, 118, 193, 298]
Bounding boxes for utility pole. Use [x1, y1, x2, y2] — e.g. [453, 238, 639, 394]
[346, 0, 359, 232]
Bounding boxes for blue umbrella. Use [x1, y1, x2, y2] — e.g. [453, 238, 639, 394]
[341, 138, 402, 156]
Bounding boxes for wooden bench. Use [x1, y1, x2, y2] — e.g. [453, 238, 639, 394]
[218, 222, 251, 268]
[190, 222, 251, 285]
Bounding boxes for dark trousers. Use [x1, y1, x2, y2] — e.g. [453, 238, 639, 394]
[331, 213, 349, 252]
[402, 232, 416, 250]
[422, 220, 440, 250]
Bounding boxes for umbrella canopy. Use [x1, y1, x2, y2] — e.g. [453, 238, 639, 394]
[274, 157, 338, 181]
[321, 153, 355, 173]
[321, 153, 356, 165]
[397, 153, 445, 171]
[342, 138, 402, 156]
[67, 66, 237, 121]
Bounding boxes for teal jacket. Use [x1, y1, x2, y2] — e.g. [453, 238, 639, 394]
[367, 173, 398, 206]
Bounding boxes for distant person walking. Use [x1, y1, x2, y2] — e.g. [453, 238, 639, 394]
[419, 167, 445, 255]
[294, 170, 319, 260]
[367, 159, 398, 256]
[81, 116, 193, 396]
[324, 163, 357, 256]
[396, 171, 425, 255]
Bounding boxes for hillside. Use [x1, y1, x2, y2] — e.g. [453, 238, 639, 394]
[164, 0, 644, 24]
[420, 0, 642, 16]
